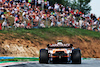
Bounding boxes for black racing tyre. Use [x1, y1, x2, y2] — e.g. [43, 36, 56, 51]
[71, 49, 81, 64]
[39, 49, 48, 64]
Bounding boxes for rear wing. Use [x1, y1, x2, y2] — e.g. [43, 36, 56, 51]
[47, 44, 73, 48]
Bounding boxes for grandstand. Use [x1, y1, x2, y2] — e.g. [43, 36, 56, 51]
[0, 0, 100, 32]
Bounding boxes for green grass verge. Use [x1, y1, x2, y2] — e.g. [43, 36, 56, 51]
[0, 27, 100, 40]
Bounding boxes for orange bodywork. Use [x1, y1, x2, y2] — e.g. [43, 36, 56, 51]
[52, 56, 69, 58]
[53, 49, 67, 54]
[52, 49, 69, 58]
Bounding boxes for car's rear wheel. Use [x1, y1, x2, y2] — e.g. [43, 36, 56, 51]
[72, 49, 81, 64]
[39, 49, 48, 64]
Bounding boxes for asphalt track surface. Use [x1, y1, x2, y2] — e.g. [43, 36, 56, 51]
[4, 59, 100, 67]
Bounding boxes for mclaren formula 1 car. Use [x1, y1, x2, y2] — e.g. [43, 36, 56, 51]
[39, 40, 81, 64]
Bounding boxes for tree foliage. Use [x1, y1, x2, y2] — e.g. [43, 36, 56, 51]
[48, 0, 64, 6]
[48, 0, 70, 7]
[71, 0, 91, 14]
[48, 0, 91, 14]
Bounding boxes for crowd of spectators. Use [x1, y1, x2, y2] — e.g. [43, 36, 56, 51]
[0, 0, 100, 32]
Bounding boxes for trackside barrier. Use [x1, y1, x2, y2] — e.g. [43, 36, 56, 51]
[0, 57, 39, 63]
[0, 57, 14, 60]
[82, 58, 100, 60]
[0, 57, 38, 60]
[13, 57, 39, 61]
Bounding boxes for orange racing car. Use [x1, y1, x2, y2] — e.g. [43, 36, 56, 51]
[39, 40, 81, 64]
